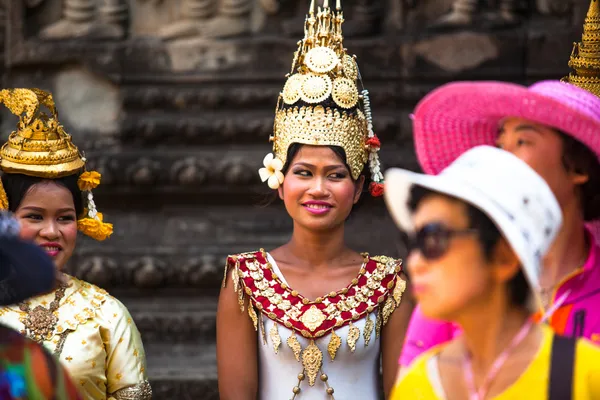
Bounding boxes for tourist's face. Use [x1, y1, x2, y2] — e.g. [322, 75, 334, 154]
[406, 194, 492, 321]
[496, 117, 585, 209]
[15, 182, 78, 270]
[279, 145, 364, 232]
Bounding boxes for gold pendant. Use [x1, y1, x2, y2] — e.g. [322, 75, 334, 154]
[393, 276, 407, 306]
[22, 306, 58, 343]
[327, 330, 341, 361]
[248, 304, 258, 331]
[363, 313, 374, 347]
[270, 322, 281, 354]
[259, 313, 267, 345]
[231, 264, 240, 294]
[237, 286, 245, 313]
[301, 340, 323, 386]
[375, 308, 383, 338]
[382, 296, 395, 326]
[287, 331, 302, 362]
[300, 305, 326, 332]
[347, 322, 360, 353]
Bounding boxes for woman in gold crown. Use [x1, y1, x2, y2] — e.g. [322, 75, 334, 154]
[216, 1, 413, 399]
[0, 89, 151, 400]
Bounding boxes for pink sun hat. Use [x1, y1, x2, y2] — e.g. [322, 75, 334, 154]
[412, 80, 600, 176]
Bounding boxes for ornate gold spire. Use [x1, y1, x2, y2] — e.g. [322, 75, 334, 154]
[0, 89, 84, 178]
[563, 0, 600, 96]
[259, 0, 385, 196]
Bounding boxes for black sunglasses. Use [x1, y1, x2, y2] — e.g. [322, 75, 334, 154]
[408, 223, 478, 260]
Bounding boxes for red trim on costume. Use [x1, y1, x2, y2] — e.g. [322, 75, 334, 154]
[229, 251, 401, 339]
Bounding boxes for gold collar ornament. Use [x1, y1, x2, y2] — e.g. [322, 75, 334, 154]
[258, 0, 385, 196]
[562, 0, 600, 96]
[0, 88, 113, 241]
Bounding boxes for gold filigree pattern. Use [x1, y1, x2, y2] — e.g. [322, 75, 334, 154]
[237, 286, 245, 313]
[342, 54, 358, 81]
[18, 283, 68, 343]
[231, 263, 240, 294]
[111, 380, 152, 400]
[347, 322, 360, 353]
[301, 340, 323, 386]
[332, 77, 359, 109]
[381, 296, 395, 326]
[327, 330, 341, 361]
[375, 308, 383, 338]
[0, 89, 84, 178]
[282, 74, 306, 105]
[270, 322, 282, 354]
[305, 46, 340, 74]
[274, 106, 368, 180]
[300, 73, 333, 104]
[259, 313, 267, 345]
[393, 276, 407, 306]
[363, 313, 374, 347]
[267, 1, 373, 182]
[563, 0, 600, 96]
[287, 331, 302, 362]
[300, 305, 326, 332]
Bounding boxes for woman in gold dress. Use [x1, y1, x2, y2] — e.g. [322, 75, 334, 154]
[216, 2, 413, 399]
[0, 88, 151, 400]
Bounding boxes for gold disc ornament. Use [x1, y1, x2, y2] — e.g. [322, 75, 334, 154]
[342, 54, 358, 81]
[300, 73, 333, 104]
[282, 74, 306, 105]
[305, 46, 339, 74]
[332, 77, 359, 109]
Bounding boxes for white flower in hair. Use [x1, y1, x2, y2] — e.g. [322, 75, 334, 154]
[258, 153, 285, 189]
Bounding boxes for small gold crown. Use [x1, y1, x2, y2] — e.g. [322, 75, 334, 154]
[0, 88, 84, 178]
[562, 0, 600, 96]
[272, 0, 369, 180]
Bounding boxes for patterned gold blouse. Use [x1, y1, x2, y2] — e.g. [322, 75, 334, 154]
[0, 275, 151, 400]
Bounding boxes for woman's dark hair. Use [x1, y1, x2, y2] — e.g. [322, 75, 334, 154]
[558, 132, 600, 221]
[408, 186, 530, 309]
[1, 173, 84, 218]
[263, 142, 370, 215]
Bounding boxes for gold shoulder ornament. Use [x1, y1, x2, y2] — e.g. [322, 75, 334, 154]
[0, 88, 112, 241]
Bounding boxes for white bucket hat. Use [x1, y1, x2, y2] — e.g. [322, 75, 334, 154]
[384, 146, 562, 300]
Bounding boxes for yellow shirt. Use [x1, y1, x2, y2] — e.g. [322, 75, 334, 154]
[391, 326, 600, 400]
[0, 276, 151, 400]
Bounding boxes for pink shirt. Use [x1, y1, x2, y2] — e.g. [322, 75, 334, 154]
[399, 228, 600, 367]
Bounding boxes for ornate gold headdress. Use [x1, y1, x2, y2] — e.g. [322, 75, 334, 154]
[562, 0, 600, 96]
[0, 88, 113, 241]
[258, 0, 384, 196]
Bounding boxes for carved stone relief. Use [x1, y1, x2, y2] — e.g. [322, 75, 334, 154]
[39, 0, 129, 40]
[158, 0, 255, 40]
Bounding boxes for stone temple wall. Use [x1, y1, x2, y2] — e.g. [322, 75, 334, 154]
[1, 0, 587, 398]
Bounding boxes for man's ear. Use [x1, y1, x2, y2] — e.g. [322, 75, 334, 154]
[354, 175, 365, 204]
[570, 169, 589, 186]
[491, 238, 521, 284]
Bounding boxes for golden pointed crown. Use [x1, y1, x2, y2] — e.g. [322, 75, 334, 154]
[0, 88, 84, 178]
[562, 0, 600, 96]
[269, 0, 383, 185]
